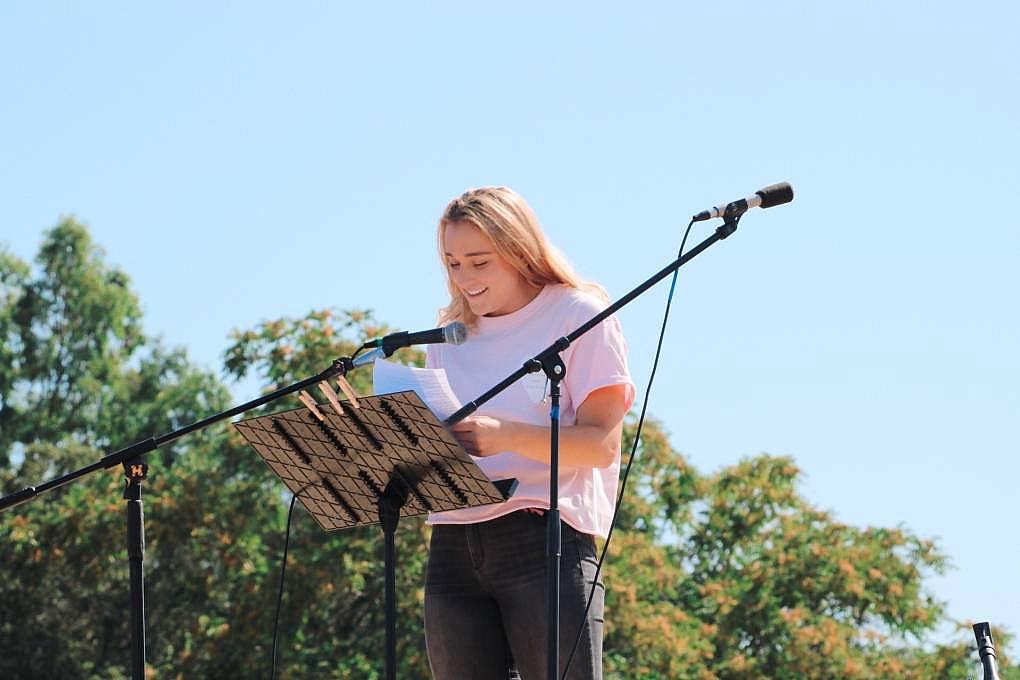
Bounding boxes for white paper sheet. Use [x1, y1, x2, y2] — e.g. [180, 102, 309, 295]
[372, 359, 463, 422]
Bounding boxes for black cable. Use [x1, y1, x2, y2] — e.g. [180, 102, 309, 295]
[561, 218, 696, 679]
[270, 492, 299, 680]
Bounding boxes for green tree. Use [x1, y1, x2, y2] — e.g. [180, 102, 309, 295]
[601, 418, 1018, 679]
[3, 221, 1017, 679]
[1, 221, 432, 678]
[0, 220, 236, 677]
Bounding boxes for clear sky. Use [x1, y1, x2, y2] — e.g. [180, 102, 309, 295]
[2, 1, 1018, 646]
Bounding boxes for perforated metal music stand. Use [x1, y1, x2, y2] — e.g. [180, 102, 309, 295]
[233, 389, 516, 679]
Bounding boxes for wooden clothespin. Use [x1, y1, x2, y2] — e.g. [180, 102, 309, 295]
[297, 390, 326, 422]
[318, 380, 345, 416]
[335, 375, 361, 409]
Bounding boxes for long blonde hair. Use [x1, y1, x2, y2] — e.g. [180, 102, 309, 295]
[437, 186, 607, 328]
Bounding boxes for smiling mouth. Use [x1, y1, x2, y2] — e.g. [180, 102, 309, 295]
[465, 288, 488, 297]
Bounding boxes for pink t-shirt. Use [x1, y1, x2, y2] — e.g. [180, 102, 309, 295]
[426, 284, 635, 537]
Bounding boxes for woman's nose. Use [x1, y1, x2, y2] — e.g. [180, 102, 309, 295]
[451, 269, 475, 287]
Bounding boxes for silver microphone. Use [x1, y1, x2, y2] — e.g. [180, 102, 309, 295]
[365, 321, 468, 357]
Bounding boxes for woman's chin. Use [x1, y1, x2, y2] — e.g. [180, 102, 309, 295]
[465, 298, 488, 315]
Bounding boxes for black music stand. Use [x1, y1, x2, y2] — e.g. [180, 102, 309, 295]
[233, 389, 516, 680]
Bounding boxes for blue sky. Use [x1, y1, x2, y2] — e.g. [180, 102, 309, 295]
[2, 1, 1018, 647]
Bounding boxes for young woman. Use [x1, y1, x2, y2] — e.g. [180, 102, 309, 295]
[424, 186, 635, 680]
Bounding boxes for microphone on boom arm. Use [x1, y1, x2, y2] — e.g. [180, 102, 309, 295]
[692, 182, 794, 222]
[354, 322, 468, 367]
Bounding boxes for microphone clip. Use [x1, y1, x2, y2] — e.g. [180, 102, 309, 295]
[717, 211, 742, 239]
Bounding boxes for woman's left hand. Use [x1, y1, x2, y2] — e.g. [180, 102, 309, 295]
[447, 384, 629, 467]
[449, 415, 515, 457]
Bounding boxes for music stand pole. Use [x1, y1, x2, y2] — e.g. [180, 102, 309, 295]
[379, 484, 406, 680]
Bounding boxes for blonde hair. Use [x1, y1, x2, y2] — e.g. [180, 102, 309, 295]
[437, 186, 607, 328]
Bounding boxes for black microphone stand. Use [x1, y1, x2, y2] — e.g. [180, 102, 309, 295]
[444, 215, 745, 680]
[0, 355, 360, 680]
[974, 622, 1002, 680]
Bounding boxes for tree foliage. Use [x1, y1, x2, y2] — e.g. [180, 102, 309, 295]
[1, 220, 238, 677]
[1, 222, 1016, 679]
[601, 431, 1018, 679]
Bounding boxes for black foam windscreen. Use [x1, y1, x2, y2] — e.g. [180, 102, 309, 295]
[755, 182, 794, 209]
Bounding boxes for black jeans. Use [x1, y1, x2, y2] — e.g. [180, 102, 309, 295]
[424, 511, 604, 680]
